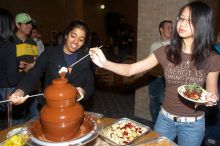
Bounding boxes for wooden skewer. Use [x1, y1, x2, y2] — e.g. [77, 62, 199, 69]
[68, 45, 103, 68]
[68, 54, 90, 68]
[0, 93, 43, 104]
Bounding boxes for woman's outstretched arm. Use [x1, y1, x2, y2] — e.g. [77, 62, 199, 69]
[89, 47, 159, 76]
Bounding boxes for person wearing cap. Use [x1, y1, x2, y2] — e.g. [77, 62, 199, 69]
[12, 12, 39, 124]
[13, 12, 38, 72]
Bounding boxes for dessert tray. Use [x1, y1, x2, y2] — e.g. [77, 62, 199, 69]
[134, 136, 177, 146]
[100, 118, 151, 146]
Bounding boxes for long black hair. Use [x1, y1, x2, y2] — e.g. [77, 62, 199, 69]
[0, 8, 14, 41]
[64, 20, 90, 51]
[165, 1, 214, 69]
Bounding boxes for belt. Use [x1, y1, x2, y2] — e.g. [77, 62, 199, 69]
[160, 108, 204, 122]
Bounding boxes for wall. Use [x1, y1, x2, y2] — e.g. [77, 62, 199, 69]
[0, 0, 83, 44]
[0, 0, 137, 46]
[84, 0, 138, 46]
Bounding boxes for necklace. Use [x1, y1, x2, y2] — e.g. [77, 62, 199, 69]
[186, 60, 190, 65]
[182, 53, 191, 65]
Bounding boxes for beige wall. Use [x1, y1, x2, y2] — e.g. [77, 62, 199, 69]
[199, 0, 219, 33]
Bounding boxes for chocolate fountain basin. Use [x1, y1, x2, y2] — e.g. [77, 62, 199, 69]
[28, 114, 102, 146]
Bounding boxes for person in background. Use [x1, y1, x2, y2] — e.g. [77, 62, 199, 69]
[117, 16, 130, 62]
[12, 12, 40, 124]
[9, 20, 95, 112]
[0, 8, 27, 128]
[56, 32, 65, 46]
[30, 24, 45, 57]
[127, 29, 134, 56]
[89, 32, 101, 48]
[29, 21, 45, 119]
[148, 20, 173, 123]
[14, 12, 37, 72]
[89, 1, 220, 146]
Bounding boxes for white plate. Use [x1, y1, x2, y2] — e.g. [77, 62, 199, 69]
[177, 85, 208, 103]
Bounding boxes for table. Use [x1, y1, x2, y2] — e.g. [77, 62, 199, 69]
[0, 117, 159, 145]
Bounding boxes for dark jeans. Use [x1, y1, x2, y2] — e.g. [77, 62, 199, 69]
[0, 88, 14, 112]
[205, 77, 220, 142]
[149, 76, 165, 123]
[0, 88, 40, 127]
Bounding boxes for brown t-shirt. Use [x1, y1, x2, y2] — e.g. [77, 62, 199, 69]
[154, 47, 220, 117]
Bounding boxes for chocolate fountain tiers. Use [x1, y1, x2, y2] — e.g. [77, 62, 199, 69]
[27, 72, 102, 145]
[29, 113, 102, 146]
[40, 72, 84, 141]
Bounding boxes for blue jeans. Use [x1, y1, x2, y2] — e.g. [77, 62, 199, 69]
[149, 76, 165, 123]
[154, 111, 205, 146]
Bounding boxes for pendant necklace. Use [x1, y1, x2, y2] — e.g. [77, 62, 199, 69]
[186, 60, 190, 65]
[182, 53, 191, 65]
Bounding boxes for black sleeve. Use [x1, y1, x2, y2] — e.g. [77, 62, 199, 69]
[5, 42, 23, 86]
[70, 58, 95, 100]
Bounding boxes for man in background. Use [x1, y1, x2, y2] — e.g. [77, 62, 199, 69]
[148, 20, 173, 123]
[12, 12, 38, 124]
[14, 12, 38, 72]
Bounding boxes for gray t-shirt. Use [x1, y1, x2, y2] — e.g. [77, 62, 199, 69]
[148, 40, 170, 77]
[154, 47, 220, 117]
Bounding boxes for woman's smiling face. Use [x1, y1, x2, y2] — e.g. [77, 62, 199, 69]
[177, 6, 194, 39]
[64, 27, 86, 54]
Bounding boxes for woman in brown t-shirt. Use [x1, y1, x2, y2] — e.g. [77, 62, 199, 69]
[89, 1, 220, 146]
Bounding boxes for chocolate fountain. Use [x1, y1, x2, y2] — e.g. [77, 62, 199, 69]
[40, 72, 84, 141]
[29, 72, 102, 145]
